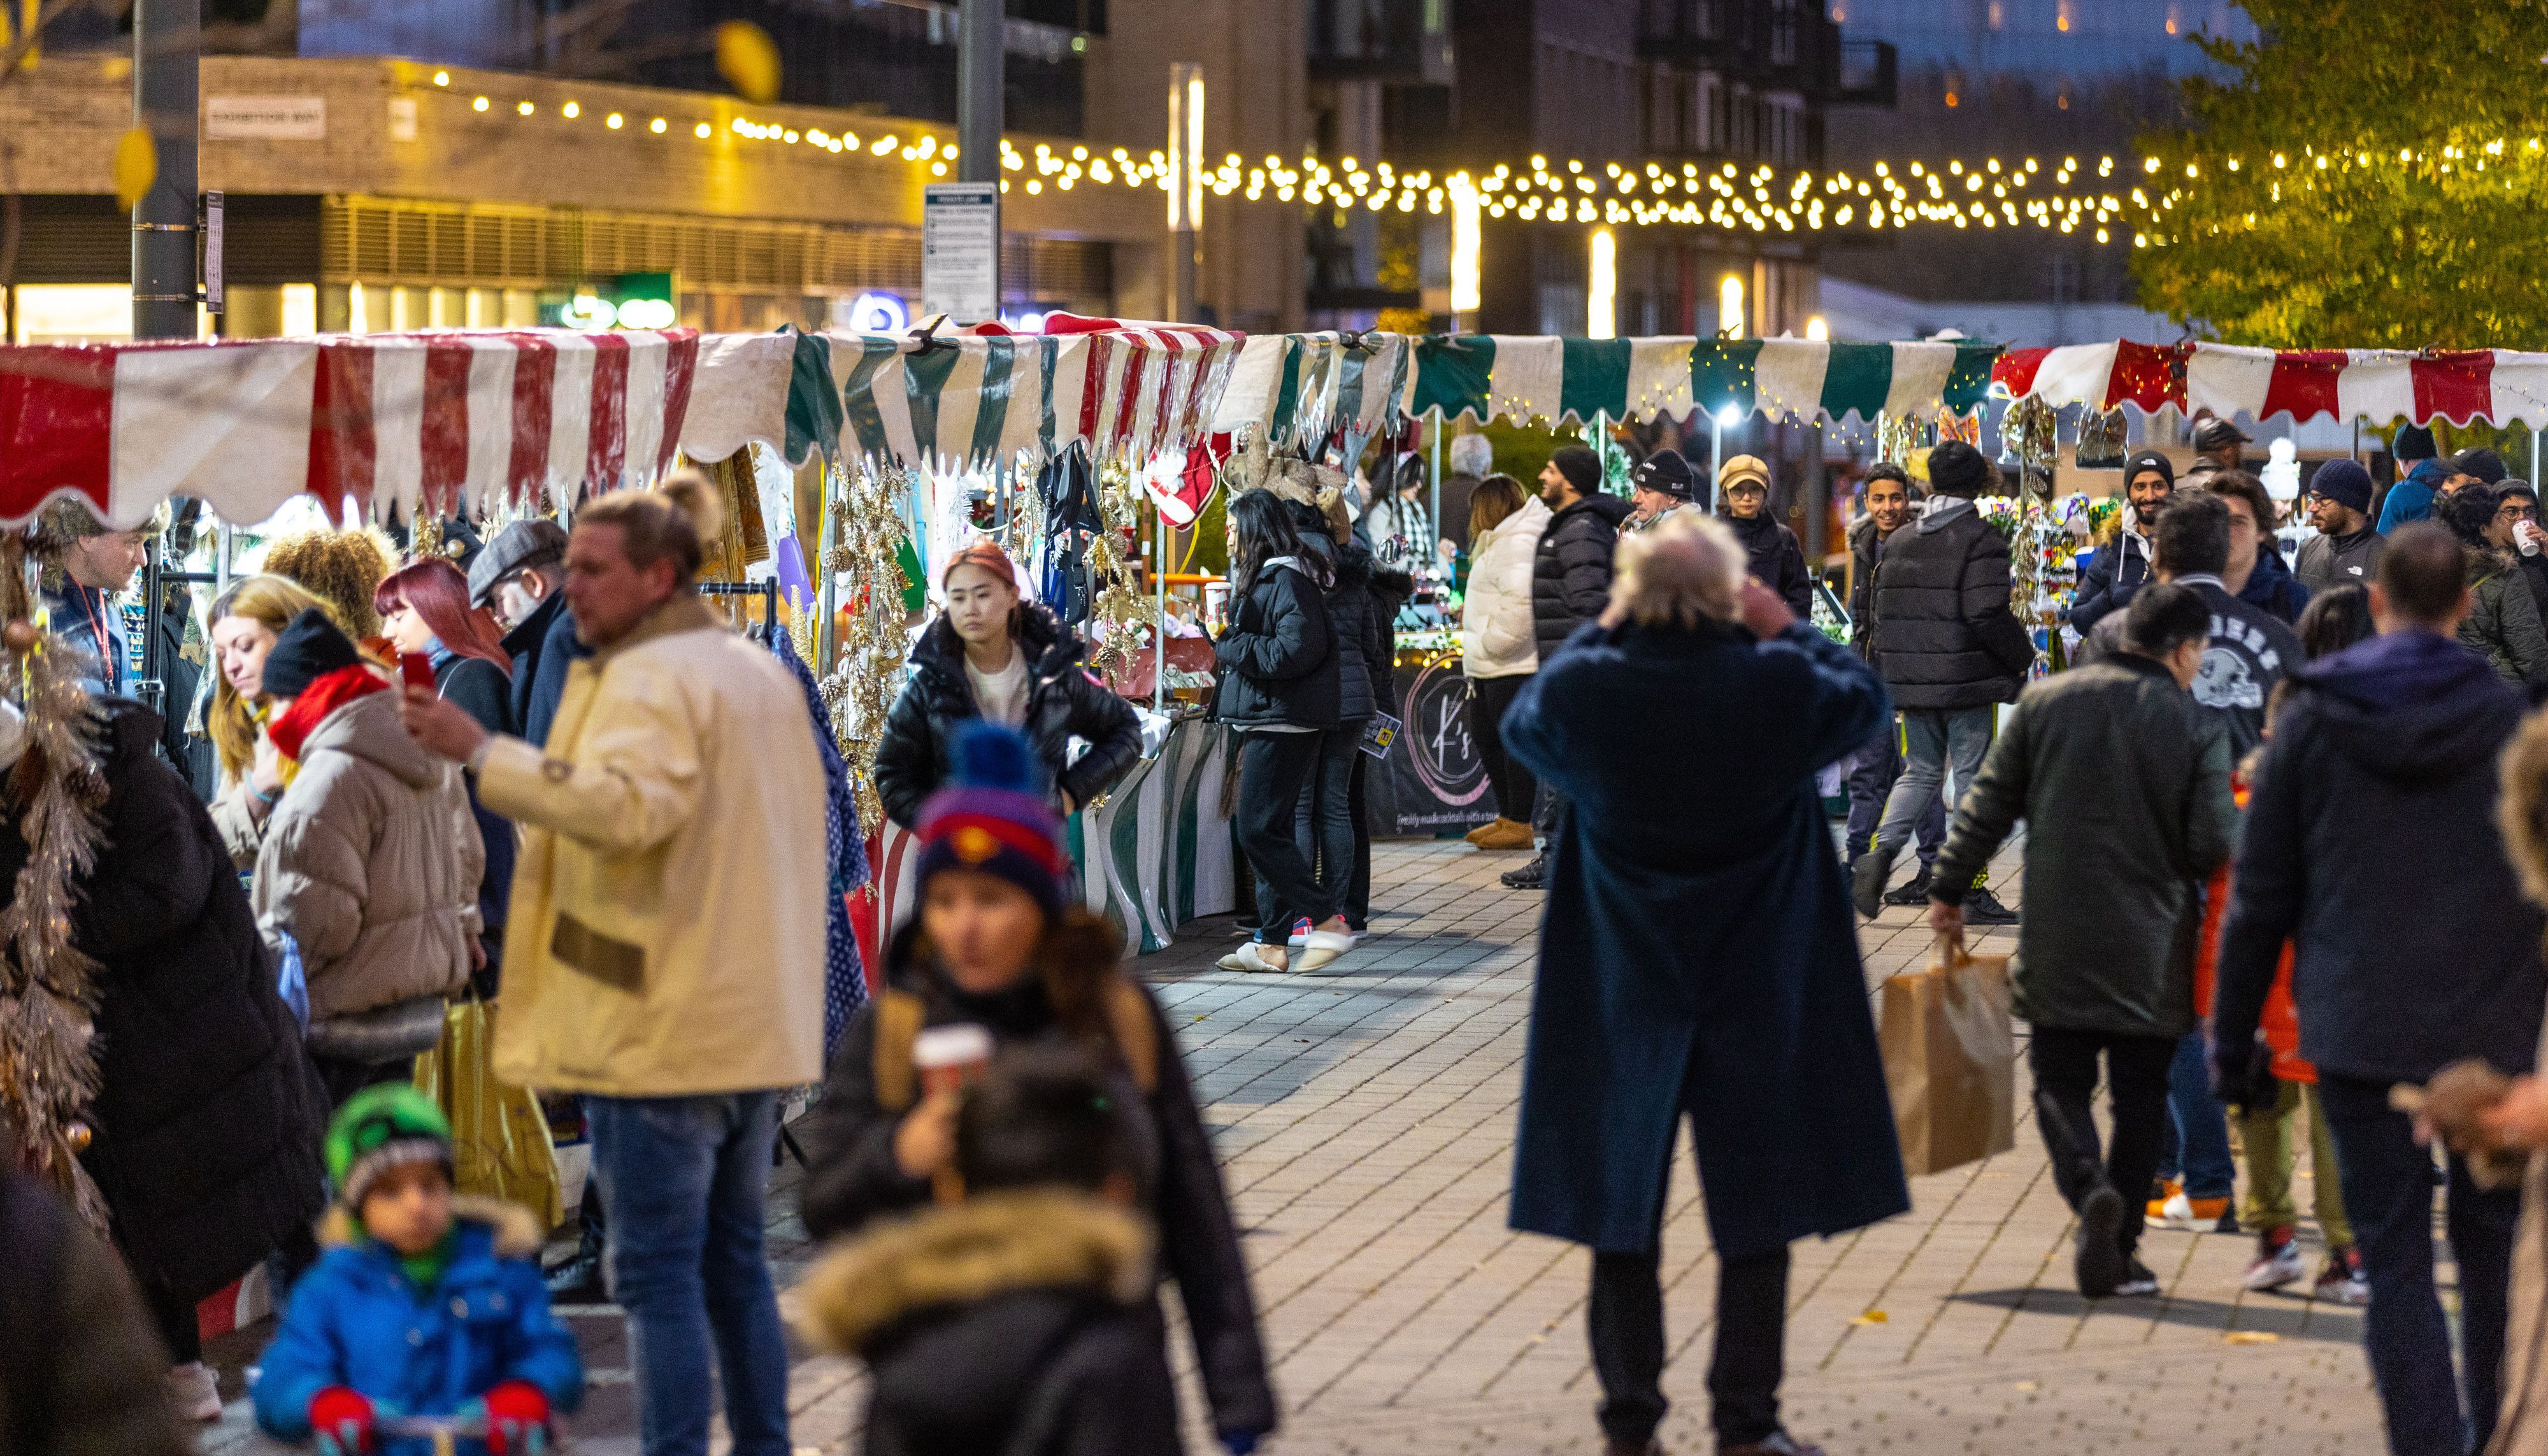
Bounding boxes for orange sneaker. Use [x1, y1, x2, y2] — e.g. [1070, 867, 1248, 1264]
[2143, 1180, 2183, 1226]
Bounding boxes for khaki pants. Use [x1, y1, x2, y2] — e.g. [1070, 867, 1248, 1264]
[2237, 1079, 2352, 1248]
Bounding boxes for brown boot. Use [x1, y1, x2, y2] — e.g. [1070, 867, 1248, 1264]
[1471, 816, 1535, 851]
[1463, 819, 1497, 845]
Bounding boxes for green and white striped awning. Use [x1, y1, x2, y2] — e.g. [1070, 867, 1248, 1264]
[1396, 336, 2003, 429]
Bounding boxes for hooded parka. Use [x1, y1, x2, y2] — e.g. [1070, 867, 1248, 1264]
[1463, 496, 1550, 678]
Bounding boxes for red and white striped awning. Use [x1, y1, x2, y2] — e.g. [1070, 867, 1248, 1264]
[0, 328, 699, 529]
[1992, 341, 2548, 429]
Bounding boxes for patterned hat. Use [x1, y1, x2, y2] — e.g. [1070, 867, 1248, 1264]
[326, 1083, 455, 1211]
[915, 724, 1066, 919]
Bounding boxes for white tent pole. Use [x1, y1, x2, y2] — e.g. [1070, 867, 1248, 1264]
[1153, 506, 1168, 717]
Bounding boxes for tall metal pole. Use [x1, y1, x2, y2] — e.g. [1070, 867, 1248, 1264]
[131, 0, 199, 340]
[957, 0, 1003, 314]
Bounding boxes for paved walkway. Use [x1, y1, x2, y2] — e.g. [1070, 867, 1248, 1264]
[205, 834, 2392, 1455]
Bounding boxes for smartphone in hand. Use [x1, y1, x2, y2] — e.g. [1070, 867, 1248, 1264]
[401, 652, 437, 692]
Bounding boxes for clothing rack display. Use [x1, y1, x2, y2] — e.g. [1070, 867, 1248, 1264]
[699, 579, 783, 636]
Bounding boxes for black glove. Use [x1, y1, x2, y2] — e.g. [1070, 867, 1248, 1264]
[2210, 1031, 2280, 1115]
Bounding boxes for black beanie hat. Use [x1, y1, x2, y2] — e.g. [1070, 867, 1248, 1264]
[2393, 423, 2438, 462]
[261, 608, 363, 700]
[2123, 449, 2175, 489]
[1927, 440, 1991, 497]
[1631, 449, 1695, 501]
[1549, 445, 1602, 495]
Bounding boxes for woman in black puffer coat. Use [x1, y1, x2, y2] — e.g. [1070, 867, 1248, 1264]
[3, 699, 329, 1407]
[874, 540, 1145, 829]
[1211, 490, 1349, 972]
[1290, 499, 1413, 940]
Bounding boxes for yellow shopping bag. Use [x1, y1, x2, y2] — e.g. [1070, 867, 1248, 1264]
[414, 999, 564, 1229]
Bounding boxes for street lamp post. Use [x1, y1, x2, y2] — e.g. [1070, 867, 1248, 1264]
[131, 0, 199, 341]
[1167, 63, 1203, 322]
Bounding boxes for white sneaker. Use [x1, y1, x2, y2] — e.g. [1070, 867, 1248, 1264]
[169, 1360, 223, 1421]
[2145, 1188, 2196, 1231]
[2243, 1232, 2306, 1292]
[2315, 1248, 2371, 1306]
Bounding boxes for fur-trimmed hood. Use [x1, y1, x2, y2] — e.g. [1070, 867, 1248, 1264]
[796, 1190, 1153, 1357]
[316, 1194, 547, 1259]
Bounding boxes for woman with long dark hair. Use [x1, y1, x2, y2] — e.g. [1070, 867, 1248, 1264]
[1212, 490, 1350, 973]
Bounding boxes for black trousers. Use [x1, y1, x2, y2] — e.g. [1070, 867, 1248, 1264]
[1466, 673, 1538, 822]
[2028, 1027, 2177, 1259]
[1236, 729, 1335, 940]
[141, 1274, 202, 1365]
[1589, 1243, 1790, 1445]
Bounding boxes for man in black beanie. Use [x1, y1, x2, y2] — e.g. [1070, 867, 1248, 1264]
[1854, 441, 2035, 922]
[1510, 444, 1633, 890]
[2294, 459, 2387, 595]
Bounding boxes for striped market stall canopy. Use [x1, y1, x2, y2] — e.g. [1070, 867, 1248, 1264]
[680, 322, 1245, 476]
[1994, 341, 2548, 429]
[0, 328, 699, 529]
[1392, 336, 2006, 430]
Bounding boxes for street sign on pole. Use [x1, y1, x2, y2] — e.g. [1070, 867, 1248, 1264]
[201, 189, 224, 315]
[922, 182, 1001, 324]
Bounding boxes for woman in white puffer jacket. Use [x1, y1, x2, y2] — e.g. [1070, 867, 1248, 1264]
[1459, 475, 1551, 850]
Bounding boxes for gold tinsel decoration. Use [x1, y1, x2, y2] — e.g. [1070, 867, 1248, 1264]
[0, 537, 112, 1231]
[822, 460, 915, 836]
[1080, 460, 1158, 682]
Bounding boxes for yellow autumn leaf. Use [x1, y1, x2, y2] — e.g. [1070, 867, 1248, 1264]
[113, 127, 157, 211]
[714, 20, 781, 104]
[1851, 1310, 1888, 1325]
[2224, 1331, 2280, 1345]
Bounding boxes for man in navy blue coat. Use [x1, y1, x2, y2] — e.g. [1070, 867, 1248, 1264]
[1502, 513, 1908, 1456]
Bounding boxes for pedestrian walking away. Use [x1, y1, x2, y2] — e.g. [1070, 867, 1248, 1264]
[1927, 583, 2237, 1298]
[1855, 440, 2034, 924]
[794, 725, 1277, 1454]
[1502, 514, 1907, 1456]
[2214, 524, 2545, 1456]
[400, 473, 830, 1456]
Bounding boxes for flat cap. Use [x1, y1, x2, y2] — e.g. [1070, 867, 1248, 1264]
[467, 519, 569, 606]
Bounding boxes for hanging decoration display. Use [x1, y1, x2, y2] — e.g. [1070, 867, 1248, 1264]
[2001, 394, 2061, 501]
[1080, 462, 1159, 683]
[0, 546, 111, 1231]
[820, 460, 916, 836]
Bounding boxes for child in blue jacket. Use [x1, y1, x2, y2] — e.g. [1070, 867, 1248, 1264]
[255, 1084, 582, 1455]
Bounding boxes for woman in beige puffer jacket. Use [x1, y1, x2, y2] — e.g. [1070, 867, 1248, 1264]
[251, 650, 481, 1101]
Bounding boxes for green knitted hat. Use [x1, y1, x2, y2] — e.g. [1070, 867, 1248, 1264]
[326, 1083, 454, 1209]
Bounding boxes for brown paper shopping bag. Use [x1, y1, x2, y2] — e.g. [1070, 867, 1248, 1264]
[1880, 934, 2017, 1176]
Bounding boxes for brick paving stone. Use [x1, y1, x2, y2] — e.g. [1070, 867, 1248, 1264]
[200, 830, 2391, 1455]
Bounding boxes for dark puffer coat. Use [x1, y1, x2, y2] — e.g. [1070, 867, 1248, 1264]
[32, 702, 328, 1305]
[1321, 541, 1412, 725]
[1210, 557, 1340, 731]
[1725, 510, 1814, 617]
[1870, 497, 2034, 710]
[796, 920, 1277, 1441]
[0, 1172, 194, 1456]
[1530, 493, 1636, 664]
[874, 603, 1145, 828]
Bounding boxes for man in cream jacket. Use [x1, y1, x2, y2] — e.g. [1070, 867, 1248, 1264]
[401, 476, 824, 1456]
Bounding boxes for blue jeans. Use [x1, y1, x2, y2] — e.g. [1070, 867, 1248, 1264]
[2318, 1073, 2518, 1456]
[2155, 1030, 2237, 1200]
[587, 1092, 792, 1456]
[1871, 706, 1993, 862]
[1845, 717, 1943, 866]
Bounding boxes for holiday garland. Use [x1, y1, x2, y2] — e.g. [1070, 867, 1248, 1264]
[822, 460, 915, 837]
[0, 542, 111, 1231]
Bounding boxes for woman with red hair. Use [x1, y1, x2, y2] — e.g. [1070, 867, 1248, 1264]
[376, 558, 513, 735]
[378, 556, 515, 996]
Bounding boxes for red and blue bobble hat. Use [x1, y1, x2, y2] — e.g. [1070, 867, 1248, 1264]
[915, 724, 1067, 919]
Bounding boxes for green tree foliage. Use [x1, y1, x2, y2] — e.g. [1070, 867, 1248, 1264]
[2134, 3, 2548, 348]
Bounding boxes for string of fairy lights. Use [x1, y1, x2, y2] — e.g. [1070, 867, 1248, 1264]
[423, 70, 2544, 246]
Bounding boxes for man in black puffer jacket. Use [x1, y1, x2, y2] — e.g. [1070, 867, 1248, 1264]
[1512, 445, 1635, 889]
[1853, 440, 2036, 920]
[873, 597, 1145, 829]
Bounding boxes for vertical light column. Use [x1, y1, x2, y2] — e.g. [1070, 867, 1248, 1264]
[1449, 175, 1481, 332]
[1719, 272, 1746, 340]
[1587, 228, 1617, 340]
[1167, 63, 1205, 322]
